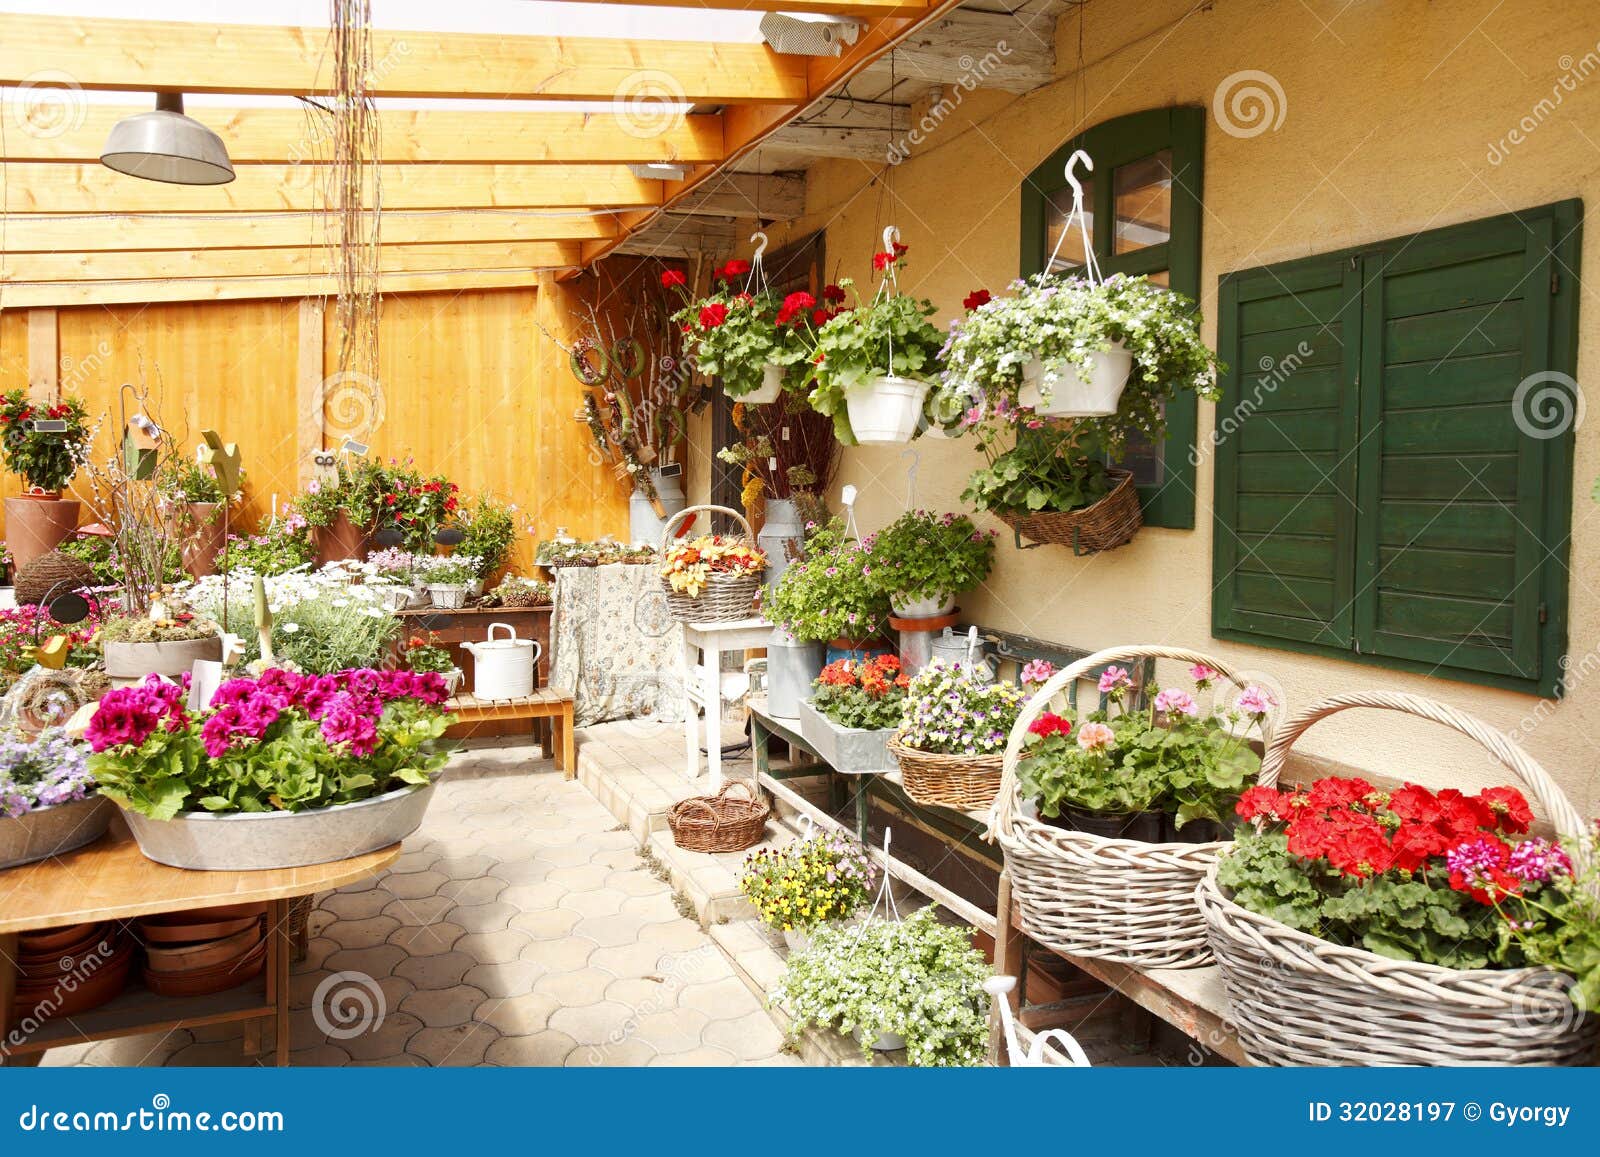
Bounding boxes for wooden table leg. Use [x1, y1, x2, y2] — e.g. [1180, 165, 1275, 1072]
[560, 707, 575, 777]
[0, 932, 16, 1067]
[270, 899, 291, 1066]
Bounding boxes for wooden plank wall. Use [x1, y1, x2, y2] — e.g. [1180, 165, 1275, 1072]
[0, 274, 650, 575]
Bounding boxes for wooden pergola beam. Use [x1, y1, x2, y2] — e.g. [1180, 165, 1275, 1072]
[1, 107, 726, 166]
[549, 0, 932, 16]
[0, 14, 806, 103]
[1, 242, 582, 283]
[0, 269, 554, 310]
[0, 212, 618, 253]
[0, 164, 662, 213]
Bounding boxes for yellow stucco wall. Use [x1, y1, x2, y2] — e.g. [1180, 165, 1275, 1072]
[701, 0, 1600, 818]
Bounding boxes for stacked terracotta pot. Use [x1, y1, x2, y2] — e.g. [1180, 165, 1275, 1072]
[12, 922, 134, 1022]
[136, 903, 268, 997]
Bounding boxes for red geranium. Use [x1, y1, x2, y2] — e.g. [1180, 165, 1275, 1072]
[698, 303, 729, 329]
[1479, 786, 1534, 834]
[962, 289, 991, 310]
[871, 251, 896, 271]
[822, 284, 847, 303]
[715, 259, 751, 280]
[660, 268, 687, 289]
[1028, 711, 1072, 739]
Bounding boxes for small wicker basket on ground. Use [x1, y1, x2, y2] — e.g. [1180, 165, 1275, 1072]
[993, 468, 1141, 554]
[987, 645, 1277, 969]
[1198, 691, 1599, 1066]
[889, 735, 1004, 812]
[658, 504, 765, 624]
[667, 780, 771, 853]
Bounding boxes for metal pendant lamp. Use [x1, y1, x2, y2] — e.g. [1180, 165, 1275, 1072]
[100, 92, 235, 185]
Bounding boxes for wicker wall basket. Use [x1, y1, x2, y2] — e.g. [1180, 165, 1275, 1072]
[668, 780, 771, 853]
[659, 504, 766, 624]
[1197, 691, 1599, 1066]
[987, 645, 1278, 969]
[889, 736, 1004, 812]
[994, 469, 1142, 555]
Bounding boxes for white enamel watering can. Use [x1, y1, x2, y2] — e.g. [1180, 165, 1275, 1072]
[462, 623, 541, 700]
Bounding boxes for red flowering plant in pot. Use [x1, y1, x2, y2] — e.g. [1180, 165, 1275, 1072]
[663, 260, 823, 403]
[1219, 777, 1600, 1010]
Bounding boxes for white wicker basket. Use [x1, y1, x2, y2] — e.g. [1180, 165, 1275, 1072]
[1198, 690, 1599, 1066]
[987, 645, 1278, 969]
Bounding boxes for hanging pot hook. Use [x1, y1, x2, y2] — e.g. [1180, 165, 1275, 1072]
[745, 231, 769, 295]
[1063, 149, 1094, 212]
[881, 224, 901, 252]
[750, 231, 769, 262]
[899, 446, 919, 511]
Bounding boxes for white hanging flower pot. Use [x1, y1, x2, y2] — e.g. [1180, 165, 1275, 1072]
[1018, 341, 1134, 417]
[739, 361, 785, 404]
[846, 374, 930, 444]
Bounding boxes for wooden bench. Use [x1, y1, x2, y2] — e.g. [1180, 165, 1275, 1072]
[446, 687, 577, 776]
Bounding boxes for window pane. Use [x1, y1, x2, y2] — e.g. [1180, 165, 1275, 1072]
[1114, 151, 1172, 255]
[1044, 176, 1094, 272]
[1114, 265, 1169, 486]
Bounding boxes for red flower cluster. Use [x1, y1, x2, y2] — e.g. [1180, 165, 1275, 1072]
[660, 268, 687, 290]
[817, 654, 907, 697]
[775, 291, 815, 326]
[698, 303, 729, 330]
[963, 289, 991, 311]
[1237, 777, 1536, 886]
[822, 284, 847, 304]
[1028, 711, 1072, 739]
[715, 259, 751, 281]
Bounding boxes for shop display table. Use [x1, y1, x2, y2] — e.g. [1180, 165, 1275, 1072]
[682, 616, 773, 790]
[549, 563, 686, 727]
[0, 826, 398, 1066]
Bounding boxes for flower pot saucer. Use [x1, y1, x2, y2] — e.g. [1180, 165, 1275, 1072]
[886, 608, 961, 632]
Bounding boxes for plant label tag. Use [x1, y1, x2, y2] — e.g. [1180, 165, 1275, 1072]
[341, 438, 369, 457]
[781, 426, 790, 441]
[29, 419, 69, 433]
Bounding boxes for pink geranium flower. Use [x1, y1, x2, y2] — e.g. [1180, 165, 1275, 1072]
[1076, 721, 1115, 751]
[1154, 688, 1199, 718]
[1236, 685, 1277, 717]
[1097, 666, 1131, 696]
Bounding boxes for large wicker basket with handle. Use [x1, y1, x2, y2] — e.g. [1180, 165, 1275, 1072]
[889, 736, 1005, 813]
[667, 780, 771, 854]
[993, 468, 1141, 555]
[987, 645, 1277, 968]
[1197, 691, 1598, 1066]
[658, 504, 765, 624]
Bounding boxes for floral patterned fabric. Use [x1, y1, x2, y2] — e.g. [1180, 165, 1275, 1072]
[551, 564, 687, 726]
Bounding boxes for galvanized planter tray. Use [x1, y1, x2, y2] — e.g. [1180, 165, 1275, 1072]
[0, 794, 114, 870]
[120, 784, 435, 871]
[796, 699, 895, 775]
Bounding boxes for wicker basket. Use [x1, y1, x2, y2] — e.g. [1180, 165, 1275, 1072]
[667, 780, 771, 853]
[658, 504, 765, 624]
[1198, 690, 1599, 1066]
[993, 468, 1141, 554]
[987, 645, 1277, 968]
[889, 735, 1004, 812]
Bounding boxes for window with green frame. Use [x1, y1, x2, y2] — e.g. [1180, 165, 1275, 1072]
[1019, 106, 1205, 528]
[1210, 200, 1581, 697]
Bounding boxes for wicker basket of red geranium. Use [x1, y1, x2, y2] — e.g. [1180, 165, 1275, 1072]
[1197, 690, 1600, 1066]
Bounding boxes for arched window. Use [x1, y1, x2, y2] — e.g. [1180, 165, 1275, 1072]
[1019, 106, 1205, 528]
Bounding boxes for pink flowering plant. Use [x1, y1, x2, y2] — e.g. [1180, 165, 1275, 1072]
[768, 518, 891, 643]
[84, 668, 452, 819]
[863, 510, 995, 610]
[1017, 664, 1274, 831]
[898, 660, 1026, 757]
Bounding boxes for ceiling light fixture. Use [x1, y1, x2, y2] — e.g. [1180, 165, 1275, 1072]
[100, 92, 235, 186]
[759, 13, 862, 57]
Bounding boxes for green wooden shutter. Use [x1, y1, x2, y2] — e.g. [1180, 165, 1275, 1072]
[1354, 212, 1565, 680]
[1212, 256, 1361, 647]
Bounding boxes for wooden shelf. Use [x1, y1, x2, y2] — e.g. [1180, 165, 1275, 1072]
[8, 974, 272, 1056]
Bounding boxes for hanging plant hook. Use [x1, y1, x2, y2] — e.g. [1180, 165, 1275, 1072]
[1048, 149, 1102, 284]
[745, 230, 769, 296]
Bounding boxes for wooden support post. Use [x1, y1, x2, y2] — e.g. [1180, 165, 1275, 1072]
[296, 297, 325, 487]
[25, 308, 57, 403]
[0, 932, 16, 1067]
[270, 898, 291, 1066]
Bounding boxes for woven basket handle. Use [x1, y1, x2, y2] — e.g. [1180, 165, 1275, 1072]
[718, 779, 757, 805]
[676, 796, 726, 831]
[1262, 691, 1590, 872]
[987, 645, 1276, 840]
[660, 504, 755, 552]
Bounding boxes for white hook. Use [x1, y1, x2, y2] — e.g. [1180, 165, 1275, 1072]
[881, 224, 900, 253]
[1063, 149, 1094, 209]
[899, 446, 919, 510]
[749, 231, 769, 262]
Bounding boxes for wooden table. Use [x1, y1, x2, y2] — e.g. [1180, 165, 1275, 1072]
[396, 604, 552, 686]
[0, 827, 398, 1066]
[681, 616, 772, 790]
[446, 688, 576, 776]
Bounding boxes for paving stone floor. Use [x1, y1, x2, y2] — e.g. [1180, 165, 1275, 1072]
[46, 742, 798, 1067]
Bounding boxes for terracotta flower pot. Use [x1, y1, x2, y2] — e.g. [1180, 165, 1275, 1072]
[314, 508, 368, 568]
[5, 494, 80, 574]
[181, 501, 227, 578]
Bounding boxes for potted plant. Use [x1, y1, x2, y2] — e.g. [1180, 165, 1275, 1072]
[804, 240, 944, 444]
[185, 568, 398, 674]
[940, 272, 1221, 421]
[0, 390, 93, 572]
[656, 506, 766, 624]
[866, 510, 996, 618]
[455, 493, 516, 591]
[161, 456, 234, 578]
[1206, 769, 1600, 1065]
[772, 906, 992, 1065]
[404, 630, 461, 697]
[796, 654, 909, 775]
[1016, 663, 1271, 842]
[0, 727, 112, 870]
[365, 546, 423, 610]
[768, 518, 891, 652]
[667, 260, 816, 404]
[739, 833, 877, 951]
[99, 606, 224, 686]
[889, 660, 1027, 811]
[419, 555, 479, 609]
[297, 458, 380, 566]
[84, 667, 452, 870]
[488, 574, 552, 608]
